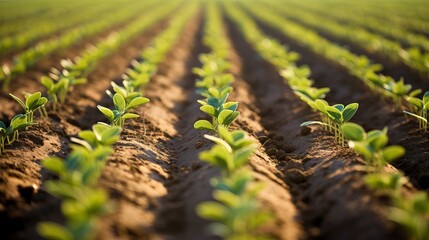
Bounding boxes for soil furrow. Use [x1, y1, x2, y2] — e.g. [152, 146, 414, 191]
[249, 15, 429, 191]
[94, 13, 202, 239]
[0, 8, 164, 118]
[269, 12, 429, 86]
[0, 18, 170, 240]
[224, 12, 403, 240]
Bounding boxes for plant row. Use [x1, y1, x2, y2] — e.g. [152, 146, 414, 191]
[36, 4, 197, 239]
[0, 0, 90, 37]
[225, 2, 428, 239]
[40, 1, 180, 112]
[281, 0, 429, 52]
[193, 3, 271, 239]
[0, 92, 47, 154]
[263, 1, 429, 77]
[0, 1, 118, 53]
[0, 0, 162, 91]
[244, 1, 429, 131]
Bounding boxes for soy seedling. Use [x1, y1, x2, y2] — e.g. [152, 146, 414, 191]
[197, 170, 271, 240]
[9, 92, 48, 123]
[98, 93, 149, 127]
[194, 90, 239, 133]
[341, 122, 405, 170]
[0, 114, 33, 154]
[302, 101, 359, 146]
[404, 91, 429, 131]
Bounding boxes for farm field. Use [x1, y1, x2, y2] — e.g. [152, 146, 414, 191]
[0, 0, 428, 239]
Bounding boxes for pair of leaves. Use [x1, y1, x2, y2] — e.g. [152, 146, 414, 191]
[341, 122, 405, 163]
[10, 92, 47, 114]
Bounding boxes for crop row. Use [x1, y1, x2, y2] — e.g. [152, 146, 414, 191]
[193, 3, 271, 239]
[225, 1, 429, 239]
[0, 0, 162, 91]
[0, 1, 119, 53]
[263, 1, 429, 77]
[35, 3, 196, 239]
[0, 1, 93, 37]
[282, 0, 429, 52]
[242, 1, 429, 131]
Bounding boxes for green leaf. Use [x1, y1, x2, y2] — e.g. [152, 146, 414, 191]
[403, 111, 428, 123]
[218, 109, 233, 125]
[194, 120, 214, 131]
[423, 91, 429, 104]
[42, 157, 65, 175]
[204, 134, 233, 153]
[341, 122, 365, 141]
[126, 97, 149, 110]
[113, 94, 126, 112]
[26, 92, 42, 110]
[223, 111, 240, 126]
[37, 222, 73, 240]
[9, 93, 26, 110]
[348, 141, 372, 161]
[196, 202, 227, 221]
[406, 97, 423, 110]
[122, 113, 139, 119]
[97, 106, 114, 122]
[342, 103, 359, 122]
[326, 106, 342, 122]
[382, 146, 405, 162]
[200, 105, 216, 117]
[300, 121, 327, 127]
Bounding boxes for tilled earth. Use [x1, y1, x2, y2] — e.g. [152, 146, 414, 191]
[1, 7, 428, 240]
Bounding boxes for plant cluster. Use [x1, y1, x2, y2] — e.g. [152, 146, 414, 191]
[227, 3, 428, 239]
[341, 122, 428, 240]
[194, 4, 271, 239]
[0, 92, 47, 154]
[37, 123, 121, 240]
[288, 0, 429, 53]
[40, 2, 179, 111]
[0, 0, 162, 91]
[263, 1, 429, 77]
[404, 91, 429, 131]
[37, 4, 194, 239]
[98, 3, 196, 127]
[245, 1, 428, 130]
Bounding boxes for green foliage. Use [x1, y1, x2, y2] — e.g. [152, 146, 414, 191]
[194, 3, 271, 239]
[341, 122, 405, 170]
[10, 92, 48, 123]
[38, 123, 120, 240]
[389, 192, 429, 240]
[302, 100, 359, 146]
[200, 126, 255, 176]
[197, 170, 272, 240]
[404, 91, 429, 131]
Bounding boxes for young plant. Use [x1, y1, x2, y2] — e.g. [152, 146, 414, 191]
[98, 92, 149, 127]
[38, 123, 121, 240]
[0, 114, 33, 154]
[301, 101, 359, 146]
[197, 169, 272, 240]
[341, 122, 405, 171]
[9, 92, 48, 123]
[404, 91, 429, 131]
[194, 90, 240, 133]
[199, 126, 255, 175]
[389, 192, 429, 240]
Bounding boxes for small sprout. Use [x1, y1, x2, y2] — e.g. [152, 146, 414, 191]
[341, 122, 405, 171]
[98, 93, 149, 127]
[404, 91, 429, 131]
[302, 101, 359, 146]
[10, 92, 48, 123]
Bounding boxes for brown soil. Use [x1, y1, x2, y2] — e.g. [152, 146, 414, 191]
[0, 5, 427, 240]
